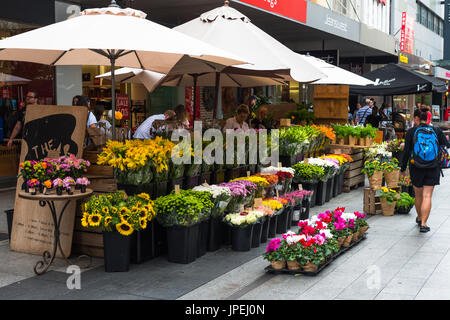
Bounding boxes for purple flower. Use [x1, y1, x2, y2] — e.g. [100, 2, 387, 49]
[266, 238, 282, 253]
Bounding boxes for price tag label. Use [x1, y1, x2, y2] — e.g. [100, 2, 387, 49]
[254, 198, 263, 207]
[174, 185, 180, 194]
[298, 184, 303, 190]
[276, 190, 279, 198]
[304, 158, 309, 164]
[240, 204, 245, 212]
[202, 181, 209, 187]
[278, 162, 282, 168]
[247, 171, 251, 177]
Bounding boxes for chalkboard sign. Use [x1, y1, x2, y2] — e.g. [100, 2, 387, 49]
[10, 105, 88, 258]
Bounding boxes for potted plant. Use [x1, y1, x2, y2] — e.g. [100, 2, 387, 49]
[382, 158, 400, 188]
[292, 162, 325, 208]
[395, 192, 415, 214]
[43, 180, 52, 195]
[263, 238, 286, 270]
[63, 177, 75, 195]
[76, 177, 90, 193]
[27, 179, 39, 195]
[154, 190, 213, 263]
[354, 211, 370, 237]
[362, 160, 383, 190]
[193, 185, 232, 252]
[399, 175, 415, 198]
[263, 199, 284, 237]
[224, 211, 259, 252]
[81, 191, 152, 272]
[53, 178, 64, 195]
[379, 187, 401, 216]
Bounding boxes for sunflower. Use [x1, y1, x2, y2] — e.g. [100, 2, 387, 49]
[94, 200, 100, 206]
[104, 216, 112, 227]
[88, 213, 102, 227]
[139, 217, 147, 229]
[131, 206, 139, 214]
[111, 207, 118, 214]
[138, 208, 148, 219]
[107, 194, 113, 200]
[121, 212, 131, 221]
[81, 212, 89, 228]
[116, 221, 134, 236]
[102, 207, 109, 214]
[136, 201, 142, 208]
[119, 207, 130, 215]
[93, 209, 100, 216]
[138, 193, 150, 201]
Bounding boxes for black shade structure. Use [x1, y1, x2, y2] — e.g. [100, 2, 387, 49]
[350, 63, 448, 96]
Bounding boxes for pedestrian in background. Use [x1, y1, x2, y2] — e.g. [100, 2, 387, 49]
[355, 99, 373, 126]
[401, 109, 450, 232]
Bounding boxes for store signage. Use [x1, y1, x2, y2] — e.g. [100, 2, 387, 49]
[297, 50, 338, 66]
[434, 66, 450, 80]
[325, 14, 348, 32]
[400, 12, 414, 54]
[399, 53, 409, 64]
[374, 78, 396, 86]
[237, 0, 307, 24]
[116, 94, 130, 120]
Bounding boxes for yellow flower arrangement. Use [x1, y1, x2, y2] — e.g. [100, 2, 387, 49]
[88, 213, 102, 227]
[262, 199, 283, 211]
[116, 221, 133, 236]
[81, 212, 89, 228]
[232, 176, 269, 188]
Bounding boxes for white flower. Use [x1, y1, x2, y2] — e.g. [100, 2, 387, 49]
[321, 229, 333, 239]
[261, 166, 295, 175]
[193, 185, 231, 199]
[285, 234, 306, 245]
[304, 158, 334, 168]
[341, 212, 357, 221]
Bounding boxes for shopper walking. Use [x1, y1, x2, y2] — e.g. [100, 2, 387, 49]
[7, 90, 39, 148]
[401, 109, 450, 232]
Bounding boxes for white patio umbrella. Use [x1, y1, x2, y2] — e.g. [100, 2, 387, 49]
[302, 55, 375, 86]
[0, 73, 31, 86]
[0, 2, 249, 136]
[173, 1, 327, 83]
[96, 67, 286, 91]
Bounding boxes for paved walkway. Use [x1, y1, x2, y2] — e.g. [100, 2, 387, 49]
[0, 174, 449, 299]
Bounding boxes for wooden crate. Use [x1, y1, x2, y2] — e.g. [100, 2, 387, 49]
[71, 153, 116, 258]
[364, 187, 401, 215]
[342, 148, 365, 192]
[313, 85, 349, 122]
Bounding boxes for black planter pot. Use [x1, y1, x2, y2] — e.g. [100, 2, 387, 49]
[231, 225, 254, 252]
[184, 175, 200, 190]
[197, 220, 209, 258]
[226, 167, 242, 181]
[338, 172, 345, 195]
[154, 180, 169, 198]
[212, 169, 226, 185]
[199, 172, 212, 186]
[301, 197, 311, 220]
[239, 166, 249, 178]
[333, 174, 339, 198]
[4, 209, 13, 240]
[286, 206, 294, 229]
[295, 153, 304, 163]
[80, 185, 87, 193]
[166, 224, 199, 264]
[103, 231, 131, 272]
[249, 164, 257, 175]
[168, 177, 184, 193]
[251, 220, 264, 248]
[153, 219, 167, 256]
[325, 177, 333, 202]
[301, 182, 318, 208]
[56, 187, 63, 195]
[207, 217, 223, 252]
[402, 185, 415, 198]
[261, 216, 270, 243]
[279, 155, 296, 167]
[292, 202, 303, 226]
[396, 205, 413, 214]
[221, 222, 231, 246]
[130, 223, 155, 264]
[276, 208, 288, 234]
[315, 180, 327, 206]
[117, 183, 155, 199]
[268, 214, 278, 238]
[39, 184, 44, 194]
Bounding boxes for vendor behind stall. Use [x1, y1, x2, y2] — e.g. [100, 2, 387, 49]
[251, 106, 270, 129]
[7, 90, 38, 148]
[223, 104, 250, 131]
[133, 110, 176, 139]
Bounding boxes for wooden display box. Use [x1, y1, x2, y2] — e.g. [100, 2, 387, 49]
[364, 187, 401, 215]
[0, 145, 19, 177]
[341, 148, 365, 193]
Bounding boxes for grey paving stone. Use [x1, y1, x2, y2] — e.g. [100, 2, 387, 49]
[416, 287, 450, 300]
[381, 276, 427, 296]
[375, 292, 415, 300]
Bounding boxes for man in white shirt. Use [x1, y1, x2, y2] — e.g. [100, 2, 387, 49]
[133, 110, 176, 139]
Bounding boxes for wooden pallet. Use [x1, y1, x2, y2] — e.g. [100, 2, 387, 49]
[364, 187, 402, 215]
[342, 149, 365, 193]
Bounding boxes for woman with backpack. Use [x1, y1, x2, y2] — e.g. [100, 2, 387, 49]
[401, 109, 450, 232]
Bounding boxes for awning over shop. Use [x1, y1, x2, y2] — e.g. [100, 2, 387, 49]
[350, 63, 448, 96]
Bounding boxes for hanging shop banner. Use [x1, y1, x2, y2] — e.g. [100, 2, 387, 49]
[400, 12, 414, 54]
[1, 87, 10, 99]
[116, 94, 130, 120]
[432, 105, 440, 120]
[10, 105, 88, 258]
[236, 0, 307, 24]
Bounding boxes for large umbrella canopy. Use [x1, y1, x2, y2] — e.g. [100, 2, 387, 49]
[96, 67, 286, 91]
[0, 4, 249, 130]
[0, 73, 31, 86]
[301, 55, 375, 86]
[173, 1, 326, 83]
[350, 63, 448, 95]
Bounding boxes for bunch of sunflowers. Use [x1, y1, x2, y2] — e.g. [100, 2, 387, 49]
[97, 137, 175, 174]
[81, 192, 155, 236]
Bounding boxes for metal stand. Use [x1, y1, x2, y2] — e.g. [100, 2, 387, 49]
[32, 199, 92, 275]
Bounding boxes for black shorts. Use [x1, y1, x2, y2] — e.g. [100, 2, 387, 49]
[410, 165, 441, 188]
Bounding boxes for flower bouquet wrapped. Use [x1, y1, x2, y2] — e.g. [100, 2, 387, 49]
[218, 181, 252, 213]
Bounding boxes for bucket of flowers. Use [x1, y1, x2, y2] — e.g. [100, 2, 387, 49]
[224, 211, 260, 252]
[362, 160, 383, 190]
[63, 177, 75, 195]
[76, 177, 90, 193]
[27, 179, 40, 195]
[263, 238, 286, 270]
[381, 158, 400, 188]
[379, 187, 400, 216]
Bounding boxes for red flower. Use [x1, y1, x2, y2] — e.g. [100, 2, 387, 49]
[240, 212, 248, 216]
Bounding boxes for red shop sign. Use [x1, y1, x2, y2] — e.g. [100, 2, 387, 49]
[238, 0, 307, 24]
[116, 94, 130, 119]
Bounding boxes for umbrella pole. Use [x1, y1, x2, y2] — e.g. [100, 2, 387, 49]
[193, 74, 198, 121]
[213, 72, 221, 120]
[111, 57, 116, 140]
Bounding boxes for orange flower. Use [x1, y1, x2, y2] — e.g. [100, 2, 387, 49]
[312, 125, 336, 141]
[41, 162, 47, 169]
[254, 173, 278, 185]
[44, 180, 52, 188]
[115, 111, 123, 120]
